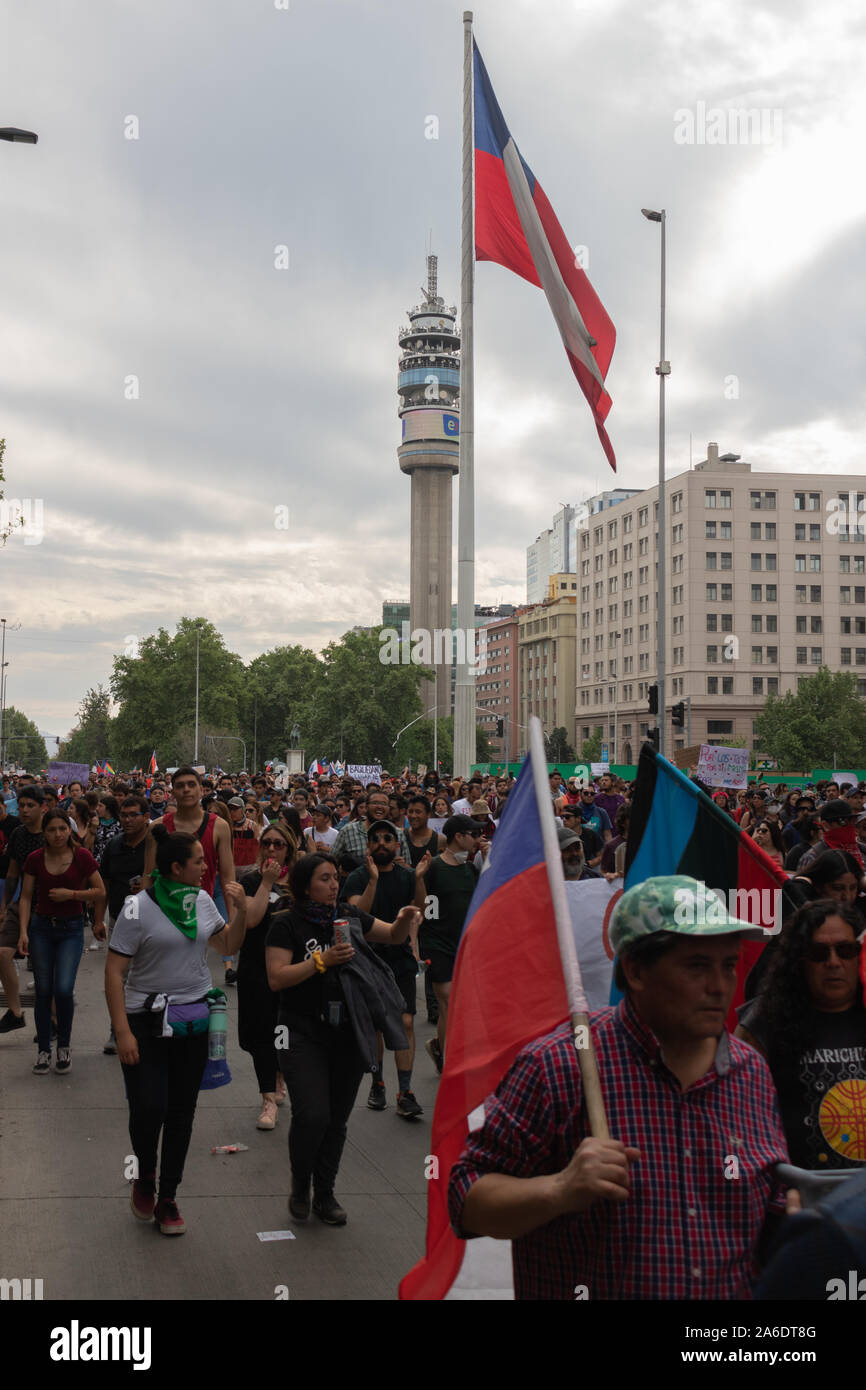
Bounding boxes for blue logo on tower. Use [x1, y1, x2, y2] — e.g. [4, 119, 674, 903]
[443, 413, 459, 436]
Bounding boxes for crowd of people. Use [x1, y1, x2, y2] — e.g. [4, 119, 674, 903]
[0, 757, 864, 1298]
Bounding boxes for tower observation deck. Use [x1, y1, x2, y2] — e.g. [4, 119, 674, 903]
[397, 255, 460, 722]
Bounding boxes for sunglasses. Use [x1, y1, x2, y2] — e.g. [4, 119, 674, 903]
[261, 838, 286, 849]
[370, 833, 397, 845]
[804, 940, 861, 963]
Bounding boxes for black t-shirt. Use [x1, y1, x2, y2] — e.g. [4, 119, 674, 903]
[265, 899, 374, 1021]
[579, 825, 603, 861]
[405, 830, 439, 869]
[420, 856, 478, 956]
[100, 831, 147, 919]
[343, 863, 415, 972]
[7, 825, 44, 875]
[239, 869, 292, 975]
[740, 1000, 866, 1169]
[0, 814, 22, 877]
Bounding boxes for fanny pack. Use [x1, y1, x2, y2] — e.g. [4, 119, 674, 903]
[142, 993, 210, 1038]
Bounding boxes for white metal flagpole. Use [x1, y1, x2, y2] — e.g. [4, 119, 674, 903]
[528, 714, 609, 1138]
[454, 9, 476, 779]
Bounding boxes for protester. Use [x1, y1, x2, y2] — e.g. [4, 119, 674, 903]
[428, 794, 452, 835]
[799, 798, 864, 872]
[560, 804, 602, 867]
[99, 794, 150, 1053]
[736, 901, 866, 1170]
[18, 809, 106, 1073]
[265, 852, 420, 1225]
[0, 787, 46, 1035]
[575, 786, 612, 845]
[447, 876, 789, 1299]
[752, 818, 786, 868]
[558, 826, 598, 881]
[140, 767, 235, 901]
[305, 804, 339, 854]
[600, 804, 630, 874]
[105, 825, 248, 1235]
[417, 815, 484, 1073]
[238, 821, 297, 1130]
[333, 787, 411, 864]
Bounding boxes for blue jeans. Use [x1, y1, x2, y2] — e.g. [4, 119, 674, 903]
[28, 915, 85, 1050]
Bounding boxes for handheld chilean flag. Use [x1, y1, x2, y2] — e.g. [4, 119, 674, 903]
[473, 41, 616, 470]
[149, 750, 158, 775]
[400, 726, 572, 1300]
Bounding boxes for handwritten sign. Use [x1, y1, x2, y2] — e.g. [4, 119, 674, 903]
[696, 744, 749, 789]
[347, 764, 383, 787]
[46, 762, 90, 788]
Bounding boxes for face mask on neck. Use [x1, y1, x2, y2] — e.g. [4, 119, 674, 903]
[452, 849, 470, 864]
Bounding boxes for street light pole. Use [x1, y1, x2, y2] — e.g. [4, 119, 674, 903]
[0, 618, 6, 770]
[194, 622, 202, 764]
[642, 208, 669, 757]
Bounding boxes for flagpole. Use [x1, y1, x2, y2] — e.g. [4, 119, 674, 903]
[454, 9, 476, 779]
[528, 715, 609, 1138]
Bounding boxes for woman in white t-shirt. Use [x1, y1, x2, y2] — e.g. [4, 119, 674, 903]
[105, 825, 247, 1236]
[305, 804, 339, 854]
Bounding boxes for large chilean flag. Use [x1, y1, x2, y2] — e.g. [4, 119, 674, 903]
[399, 739, 569, 1300]
[473, 41, 617, 470]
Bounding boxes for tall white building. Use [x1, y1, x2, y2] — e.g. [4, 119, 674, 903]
[527, 492, 641, 603]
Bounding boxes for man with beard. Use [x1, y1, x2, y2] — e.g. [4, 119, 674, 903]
[558, 827, 600, 881]
[344, 820, 429, 1118]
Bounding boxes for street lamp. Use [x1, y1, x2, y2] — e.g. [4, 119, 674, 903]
[641, 207, 669, 756]
[193, 621, 203, 764]
[0, 128, 38, 144]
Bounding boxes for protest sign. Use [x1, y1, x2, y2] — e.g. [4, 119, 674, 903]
[47, 762, 90, 788]
[347, 764, 383, 786]
[696, 744, 749, 789]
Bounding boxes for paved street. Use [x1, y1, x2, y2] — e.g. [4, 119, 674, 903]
[0, 944, 437, 1301]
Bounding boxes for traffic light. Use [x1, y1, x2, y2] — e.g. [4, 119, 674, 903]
[671, 701, 685, 729]
[648, 727, 660, 751]
[648, 683, 659, 715]
[496, 718, 504, 737]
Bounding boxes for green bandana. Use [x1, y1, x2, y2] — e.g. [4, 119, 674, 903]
[152, 869, 199, 939]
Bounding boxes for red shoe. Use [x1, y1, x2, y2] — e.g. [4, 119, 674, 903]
[154, 1198, 186, 1235]
[130, 1180, 156, 1222]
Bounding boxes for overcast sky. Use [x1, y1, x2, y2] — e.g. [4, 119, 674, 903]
[1, 0, 864, 747]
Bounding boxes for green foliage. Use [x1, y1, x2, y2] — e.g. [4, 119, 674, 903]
[581, 732, 602, 762]
[546, 726, 576, 763]
[2, 706, 49, 770]
[754, 667, 866, 769]
[0, 438, 24, 543]
[60, 685, 114, 766]
[241, 645, 322, 764]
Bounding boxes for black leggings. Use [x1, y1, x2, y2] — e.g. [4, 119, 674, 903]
[121, 1013, 208, 1202]
[278, 1018, 366, 1198]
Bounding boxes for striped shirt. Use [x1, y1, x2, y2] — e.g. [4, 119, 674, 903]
[449, 999, 789, 1300]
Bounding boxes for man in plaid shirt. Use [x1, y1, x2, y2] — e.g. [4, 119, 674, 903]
[332, 787, 411, 865]
[448, 876, 790, 1300]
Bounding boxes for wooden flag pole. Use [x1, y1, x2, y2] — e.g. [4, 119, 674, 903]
[528, 715, 610, 1139]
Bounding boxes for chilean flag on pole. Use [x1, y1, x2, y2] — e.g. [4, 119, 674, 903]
[473, 42, 617, 470]
[399, 726, 571, 1300]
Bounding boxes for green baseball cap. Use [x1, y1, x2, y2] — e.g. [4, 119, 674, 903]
[610, 874, 770, 955]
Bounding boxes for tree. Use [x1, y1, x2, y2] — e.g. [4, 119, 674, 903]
[545, 726, 576, 763]
[0, 438, 24, 544]
[241, 645, 322, 768]
[580, 732, 602, 763]
[294, 627, 431, 766]
[2, 706, 49, 770]
[60, 685, 114, 766]
[754, 668, 866, 769]
[110, 618, 245, 768]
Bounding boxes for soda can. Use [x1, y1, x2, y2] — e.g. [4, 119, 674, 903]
[333, 918, 351, 946]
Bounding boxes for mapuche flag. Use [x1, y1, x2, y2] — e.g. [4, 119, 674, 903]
[624, 744, 799, 1027]
[473, 41, 616, 470]
[399, 736, 571, 1300]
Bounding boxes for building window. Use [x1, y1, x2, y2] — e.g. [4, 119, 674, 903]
[706, 583, 717, 601]
[841, 648, 852, 666]
[796, 616, 806, 633]
[796, 647, 807, 664]
[721, 552, 732, 569]
[706, 645, 718, 663]
[795, 555, 806, 571]
[752, 678, 764, 695]
[766, 646, 778, 663]
[751, 615, 762, 633]
[766, 615, 777, 633]
[765, 554, 777, 570]
[751, 646, 763, 664]
[720, 490, 731, 508]
[795, 523, 806, 541]
[809, 555, 821, 571]
[796, 585, 807, 603]
[767, 677, 779, 695]
[794, 492, 805, 510]
[638, 507, 648, 527]
[705, 490, 717, 508]
[765, 523, 776, 540]
[750, 523, 761, 540]
[722, 676, 734, 695]
[766, 585, 777, 602]
[810, 617, 822, 634]
[707, 677, 719, 694]
[751, 584, 762, 601]
[811, 648, 822, 664]
[672, 525, 683, 543]
[707, 614, 718, 631]
[750, 491, 762, 510]
[623, 514, 633, 533]
[751, 554, 761, 571]
[707, 720, 734, 734]
[721, 613, 733, 632]
[811, 586, 822, 602]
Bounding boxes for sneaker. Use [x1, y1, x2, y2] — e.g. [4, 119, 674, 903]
[425, 1037, 443, 1075]
[256, 1095, 278, 1130]
[103, 1035, 117, 1055]
[55, 1047, 71, 1074]
[367, 1079, 387, 1110]
[288, 1184, 311, 1222]
[312, 1193, 347, 1226]
[396, 1090, 423, 1119]
[154, 1198, 185, 1235]
[0, 1009, 25, 1034]
[130, 1180, 156, 1222]
[224, 968, 238, 985]
[32, 1050, 51, 1074]
[274, 1073, 287, 1106]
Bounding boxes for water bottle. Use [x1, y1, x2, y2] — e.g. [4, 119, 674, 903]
[208, 995, 227, 1061]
